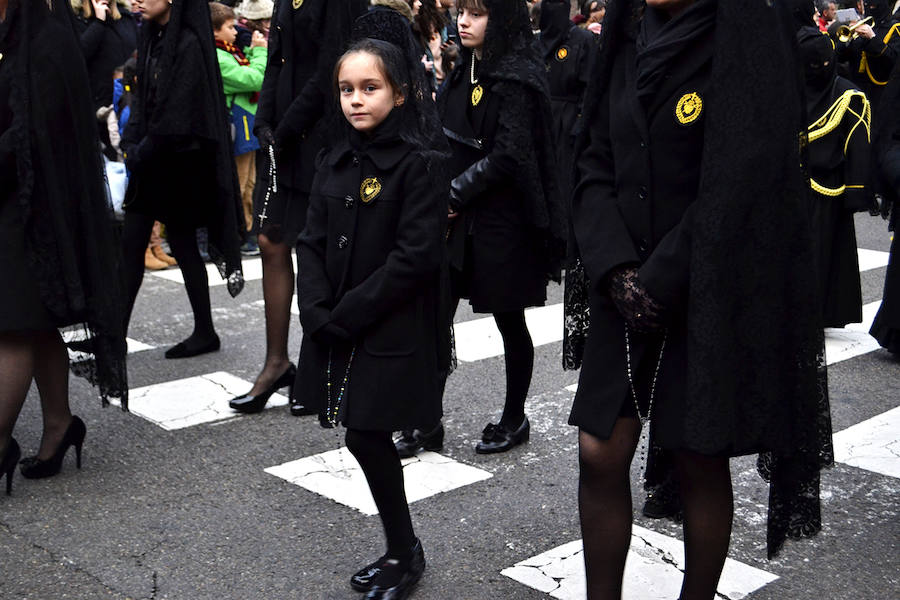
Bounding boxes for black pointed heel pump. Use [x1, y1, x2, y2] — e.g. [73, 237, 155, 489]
[20, 416, 86, 480]
[1, 438, 21, 495]
[229, 363, 297, 414]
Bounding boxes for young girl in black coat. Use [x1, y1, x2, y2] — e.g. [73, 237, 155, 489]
[294, 25, 450, 599]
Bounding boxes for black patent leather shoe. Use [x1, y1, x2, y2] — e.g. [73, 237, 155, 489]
[350, 554, 387, 592]
[394, 423, 444, 459]
[20, 416, 86, 479]
[364, 539, 426, 600]
[229, 364, 296, 414]
[474, 417, 530, 454]
[289, 401, 317, 417]
[164, 334, 220, 359]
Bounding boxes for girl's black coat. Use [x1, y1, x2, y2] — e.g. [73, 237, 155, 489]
[294, 127, 447, 431]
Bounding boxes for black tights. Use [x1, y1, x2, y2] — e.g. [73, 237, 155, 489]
[578, 421, 733, 600]
[346, 428, 416, 581]
[493, 310, 534, 428]
[122, 213, 216, 346]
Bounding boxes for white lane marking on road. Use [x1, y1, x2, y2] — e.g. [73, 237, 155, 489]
[150, 255, 298, 286]
[265, 448, 492, 516]
[502, 526, 778, 600]
[833, 405, 900, 480]
[111, 371, 287, 430]
[857, 248, 890, 272]
[454, 303, 564, 362]
[824, 301, 882, 365]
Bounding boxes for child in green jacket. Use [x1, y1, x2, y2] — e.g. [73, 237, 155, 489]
[211, 1, 268, 247]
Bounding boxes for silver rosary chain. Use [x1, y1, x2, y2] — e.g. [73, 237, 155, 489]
[624, 325, 667, 427]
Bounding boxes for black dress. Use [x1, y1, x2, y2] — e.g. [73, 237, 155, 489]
[807, 77, 872, 328]
[253, 0, 367, 244]
[0, 23, 53, 332]
[295, 115, 448, 431]
[441, 65, 550, 313]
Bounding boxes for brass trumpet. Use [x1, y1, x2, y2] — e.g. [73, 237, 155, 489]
[837, 17, 874, 43]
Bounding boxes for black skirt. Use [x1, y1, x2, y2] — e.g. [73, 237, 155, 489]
[0, 191, 55, 332]
[252, 151, 308, 245]
[871, 235, 900, 353]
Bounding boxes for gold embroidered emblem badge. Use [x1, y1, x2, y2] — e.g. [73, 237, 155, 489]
[360, 177, 382, 204]
[292, 0, 304, 9]
[675, 92, 703, 125]
[471, 84, 484, 107]
[556, 47, 569, 61]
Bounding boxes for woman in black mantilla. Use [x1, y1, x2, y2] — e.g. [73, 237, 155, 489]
[120, 0, 245, 359]
[233, 0, 367, 416]
[566, 1, 832, 598]
[396, 0, 566, 457]
[798, 26, 873, 328]
[0, 0, 128, 493]
[540, 0, 598, 202]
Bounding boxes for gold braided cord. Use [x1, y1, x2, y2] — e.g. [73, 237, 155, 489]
[807, 89, 871, 150]
[808, 90, 871, 197]
[859, 23, 900, 86]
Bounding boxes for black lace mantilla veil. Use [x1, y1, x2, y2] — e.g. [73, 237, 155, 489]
[350, 7, 455, 374]
[437, 0, 567, 282]
[565, 0, 833, 558]
[8, 0, 129, 405]
[132, 0, 245, 296]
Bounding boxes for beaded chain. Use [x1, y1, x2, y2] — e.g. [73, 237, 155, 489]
[624, 325, 667, 428]
[325, 346, 356, 428]
[257, 144, 278, 228]
[470, 53, 478, 85]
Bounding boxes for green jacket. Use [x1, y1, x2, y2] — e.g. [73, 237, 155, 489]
[216, 45, 267, 115]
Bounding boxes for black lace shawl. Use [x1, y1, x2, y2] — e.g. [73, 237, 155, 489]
[127, 0, 244, 296]
[440, 0, 566, 280]
[570, 0, 833, 558]
[6, 0, 128, 405]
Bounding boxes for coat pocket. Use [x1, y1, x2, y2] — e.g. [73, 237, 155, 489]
[363, 298, 421, 357]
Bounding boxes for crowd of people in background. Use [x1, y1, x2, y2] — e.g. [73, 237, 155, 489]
[1, 1, 900, 600]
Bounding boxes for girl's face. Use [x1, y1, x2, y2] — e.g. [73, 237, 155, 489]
[338, 52, 403, 134]
[458, 6, 489, 51]
[142, 0, 171, 24]
[411, 0, 422, 16]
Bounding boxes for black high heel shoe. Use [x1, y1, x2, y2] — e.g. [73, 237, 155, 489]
[20, 416, 86, 480]
[229, 363, 297, 414]
[363, 539, 426, 600]
[1, 438, 21, 495]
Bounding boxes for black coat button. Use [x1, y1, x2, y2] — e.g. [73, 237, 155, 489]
[638, 186, 647, 201]
[638, 239, 649, 253]
[344, 195, 354, 209]
[337, 235, 349, 249]
[352, 156, 360, 166]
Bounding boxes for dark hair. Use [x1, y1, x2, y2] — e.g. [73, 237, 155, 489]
[456, 0, 489, 12]
[209, 2, 236, 31]
[334, 38, 410, 101]
[414, 0, 448, 38]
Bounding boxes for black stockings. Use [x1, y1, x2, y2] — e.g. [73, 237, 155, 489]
[578, 420, 641, 600]
[122, 213, 216, 346]
[493, 310, 533, 428]
[675, 450, 733, 600]
[0, 330, 72, 460]
[249, 234, 294, 395]
[578, 422, 733, 600]
[346, 428, 417, 572]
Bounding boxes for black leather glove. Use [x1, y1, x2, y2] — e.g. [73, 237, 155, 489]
[449, 155, 504, 212]
[608, 266, 666, 333]
[312, 322, 351, 347]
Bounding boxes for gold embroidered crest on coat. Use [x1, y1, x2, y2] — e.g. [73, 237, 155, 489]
[360, 177, 382, 204]
[471, 84, 484, 107]
[675, 92, 703, 125]
[292, 0, 304, 9]
[556, 47, 569, 61]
